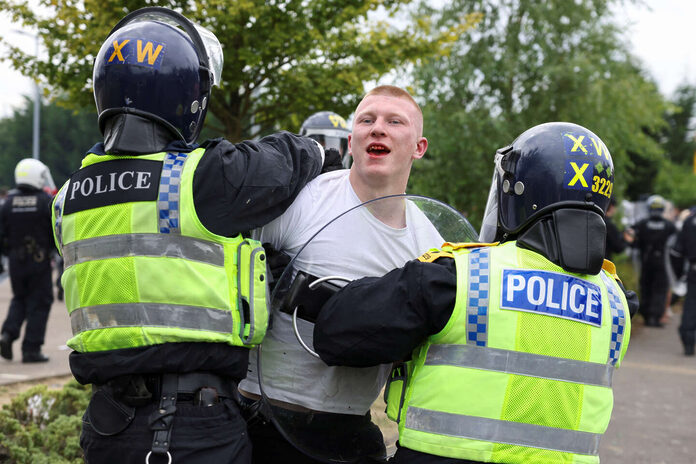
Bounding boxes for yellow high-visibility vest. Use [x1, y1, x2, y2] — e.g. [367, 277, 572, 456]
[52, 149, 269, 352]
[386, 241, 630, 463]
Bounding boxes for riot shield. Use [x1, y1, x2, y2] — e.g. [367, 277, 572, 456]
[254, 194, 477, 462]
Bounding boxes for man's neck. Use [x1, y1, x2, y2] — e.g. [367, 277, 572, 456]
[348, 169, 408, 228]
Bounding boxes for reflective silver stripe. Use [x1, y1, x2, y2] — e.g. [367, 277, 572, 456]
[405, 407, 601, 456]
[70, 303, 234, 335]
[425, 344, 613, 387]
[62, 234, 224, 268]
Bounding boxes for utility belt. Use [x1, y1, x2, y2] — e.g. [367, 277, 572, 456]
[89, 372, 237, 463]
[94, 372, 236, 407]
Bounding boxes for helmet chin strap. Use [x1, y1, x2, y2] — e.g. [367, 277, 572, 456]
[516, 209, 607, 275]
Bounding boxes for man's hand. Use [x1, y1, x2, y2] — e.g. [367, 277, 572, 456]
[321, 148, 343, 173]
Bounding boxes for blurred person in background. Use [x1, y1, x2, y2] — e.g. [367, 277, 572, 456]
[670, 206, 696, 356]
[0, 158, 56, 363]
[605, 197, 633, 260]
[631, 195, 676, 327]
[300, 110, 350, 169]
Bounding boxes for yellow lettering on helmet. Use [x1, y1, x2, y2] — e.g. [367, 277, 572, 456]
[137, 40, 163, 65]
[565, 134, 588, 154]
[328, 114, 347, 129]
[108, 39, 130, 63]
[590, 137, 610, 161]
[568, 162, 590, 187]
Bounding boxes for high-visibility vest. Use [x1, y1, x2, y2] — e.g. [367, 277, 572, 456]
[385, 241, 630, 463]
[52, 150, 269, 353]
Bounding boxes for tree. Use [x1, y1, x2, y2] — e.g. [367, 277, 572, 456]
[408, 0, 668, 226]
[0, 98, 100, 188]
[661, 83, 696, 167]
[1, 0, 477, 141]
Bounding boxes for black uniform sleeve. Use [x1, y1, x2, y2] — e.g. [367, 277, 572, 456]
[192, 131, 322, 237]
[313, 258, 457, 367]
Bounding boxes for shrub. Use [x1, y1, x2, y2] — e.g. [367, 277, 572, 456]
[0, 380, 89, 463]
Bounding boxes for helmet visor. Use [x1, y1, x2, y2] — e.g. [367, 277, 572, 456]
[307, 129, 349, 157]
[479, 153, 504, 242]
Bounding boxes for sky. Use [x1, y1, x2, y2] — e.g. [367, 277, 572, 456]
[1, 1, 695, 118]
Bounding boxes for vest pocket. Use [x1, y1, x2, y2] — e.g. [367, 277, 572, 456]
[236, 239, 269, 346]
[384, 362, 409, 422]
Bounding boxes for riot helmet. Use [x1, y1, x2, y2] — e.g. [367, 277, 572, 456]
[300, 111, 350, 158]
[646, 194, 666, 218]
[480, 122, 614, 242]
[93, 7, 223, 144]
[14, 158, 56, 192]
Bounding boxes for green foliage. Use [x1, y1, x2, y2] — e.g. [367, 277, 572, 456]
[408, 0, 668, 227]
[0, 0, 475, 141]
[0, 98, 100, 189]
[661, 84, 696, 167]
[0, 380, 89, 463]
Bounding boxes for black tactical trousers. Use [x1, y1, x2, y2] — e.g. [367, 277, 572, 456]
[679, 279, 696, 350]
[81, 393, 251, 463]
[1, 257, 53, 352]
[639, 261, 669, 325]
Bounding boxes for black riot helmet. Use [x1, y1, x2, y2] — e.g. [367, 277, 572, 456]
[480, 122, 614, 274]
[647, 194, 666, 218]
[300, 111, 350, 158]
[93, 7, 223, 144]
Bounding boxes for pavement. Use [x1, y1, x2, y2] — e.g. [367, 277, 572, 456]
[0, 270, 72, 385]
[0, 272, 694, 462]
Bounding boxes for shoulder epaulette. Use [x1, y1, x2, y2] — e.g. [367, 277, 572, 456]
[441, 241, 498, 250]
[418, 249, 454, 263]
[602, 259, 622, 284]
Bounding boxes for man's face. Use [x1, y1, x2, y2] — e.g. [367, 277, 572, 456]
[348, 94, 427, 184]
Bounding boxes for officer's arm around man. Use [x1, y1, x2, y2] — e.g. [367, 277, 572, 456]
[314, 122, 632, 464]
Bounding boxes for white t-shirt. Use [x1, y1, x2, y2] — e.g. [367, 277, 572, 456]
[239, 170, 444, 414]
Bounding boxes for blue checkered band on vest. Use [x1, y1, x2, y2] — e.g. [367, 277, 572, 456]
[599, 272, 626, 366]
[158, 152, 188, 234]
[54, 186, 67, 250]
[467, 248, 490, 346]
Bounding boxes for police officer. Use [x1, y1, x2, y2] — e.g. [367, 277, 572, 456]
[51, 7, 332, 464]
[631, 195, 676, 327]
[671, 208, 696, 355]
[0, 159, 55, 363]
[300, 111, 350, 168]
[311, 122, 636, 463]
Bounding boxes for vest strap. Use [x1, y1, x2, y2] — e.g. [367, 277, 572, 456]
[404, 406, 601, 456]
[599, 272, 627, 366]
[425, 344, 614, 387]
[62, 233, 224, 268]
[70, 303, 234, 335]
[158, 152, 188, 234]
[467, 248, 490, 346]
[53, 185, 68, 251]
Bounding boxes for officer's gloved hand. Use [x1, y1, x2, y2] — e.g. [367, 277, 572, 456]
[321, 148, 343, 173]
[0, 260, 4, 275]
[263, 243, 291, 290]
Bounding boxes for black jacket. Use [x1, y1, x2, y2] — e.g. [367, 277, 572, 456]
[314, 250, 639, 368]
[671, 212, 696, 283]
[0, 185, 54, 265]
[69, 132, 323, 385]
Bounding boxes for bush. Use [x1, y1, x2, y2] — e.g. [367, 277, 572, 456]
[0, 380, 89, 463]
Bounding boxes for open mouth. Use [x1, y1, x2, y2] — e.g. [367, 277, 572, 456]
[367, 143, 391, 156]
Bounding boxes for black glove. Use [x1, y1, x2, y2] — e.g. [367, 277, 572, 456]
[617, 280, 639, 318]
[321, 148, 343, 173]
[0, 260, 4, 275]
[263, 243, 291, 289]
